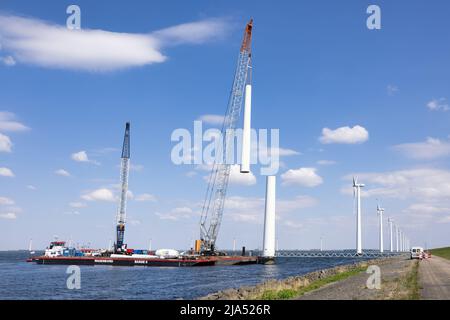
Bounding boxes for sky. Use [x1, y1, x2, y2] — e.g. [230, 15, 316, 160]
[1, 0, 450, 251]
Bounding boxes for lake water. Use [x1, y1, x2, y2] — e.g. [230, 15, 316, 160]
[0, 251, 367, 300]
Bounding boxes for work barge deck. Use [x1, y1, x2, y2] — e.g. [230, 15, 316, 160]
[30, 255, 264, 267]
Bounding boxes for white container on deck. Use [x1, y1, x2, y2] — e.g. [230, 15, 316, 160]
[155, 249, 180, 259]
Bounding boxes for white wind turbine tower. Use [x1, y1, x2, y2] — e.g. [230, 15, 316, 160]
[353, 177, 365, 255]
[388, 218, 394, 252]
[400, 230, 404, 252]
[403, 235, 406, 252]
[377, 203, 385, 253]
[396, 226, 400, 252]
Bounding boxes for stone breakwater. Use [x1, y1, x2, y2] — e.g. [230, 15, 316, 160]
[198, 258, 389, 300]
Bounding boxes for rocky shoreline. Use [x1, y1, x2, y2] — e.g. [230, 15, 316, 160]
[199, 257, 390, 300]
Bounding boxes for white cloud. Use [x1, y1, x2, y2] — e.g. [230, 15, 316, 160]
[1, 55, 16, 66]
[135, 193, 157, 202]
[393, 137, 450, 160]
[55, 169, 71, 177]
[172, 207, 193, 214]
[153, 18, 228, 45]
[69, 202, 87, 208]
[186, 171, 198, 178]
[225, 196, 263, 212]
[273, 148, 301, 157]
[71, 151, 89, 162]
[155, 207, 194, 221]
[284, 220, 304, 229]
[228, 213, 259, 223]
[128, 219, 141, 226]
[387, 85, 399, 96]
[229, 165, 257, 186]
[27, 185, 36, 190]
[71, 151, 99, 164]
[0, 14, 228, 72]
[342, 168, 450, 200]
[81, 188, 115, 202]
[317, 160, 336, 166]
[0, 133, 12, 152]
[0, 197, 14, 205]
[155, 212, 178, 221]
[63, 210, 80, 216]
[281, 167, 323, 187]
[0, 112, 30, 132]
[250, 144, 301, 158]
[401, 202, 450, 227]
[0, 212, 16, 220]
[0, 167, 14, 177]
[277, 195, 318, 213]
[198, 114, 225, 126]
[224, 196, 262, 223]
[225, 194, 317, 224]
[438, 216, 450, 223]
[405, 203, 450, 215]
[427, 98, 449, 112]
[319, 125, 369, 144]
[130, 164, 144, 172]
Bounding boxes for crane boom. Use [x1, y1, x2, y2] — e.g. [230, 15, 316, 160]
[115, 122, 131, 253]
[199, 20, 253, 255]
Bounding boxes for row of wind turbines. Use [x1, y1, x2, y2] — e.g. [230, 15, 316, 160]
[353, 177, 411, 255]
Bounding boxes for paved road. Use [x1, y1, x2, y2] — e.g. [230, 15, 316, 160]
[419, 256, 450, 300]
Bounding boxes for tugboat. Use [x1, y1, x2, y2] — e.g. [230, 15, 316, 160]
[44, 241, 67, 257]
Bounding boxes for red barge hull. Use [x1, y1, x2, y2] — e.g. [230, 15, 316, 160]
[30, 256, 260, 267]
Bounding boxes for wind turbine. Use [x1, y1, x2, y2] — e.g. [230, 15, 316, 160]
[400, 232, 403, 252]
[403, 233, 406, 252]
[353, 177, 365, 255]
[377, 203, 385, 253]
[388, 218, 394, 252]
[400, 230, 404, 252]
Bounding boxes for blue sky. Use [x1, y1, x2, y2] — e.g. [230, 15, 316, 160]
[1, 0, 450, 251]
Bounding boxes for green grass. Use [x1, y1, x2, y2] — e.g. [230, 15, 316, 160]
[259, 266, 366, 300]
[430, 247, 450, 260]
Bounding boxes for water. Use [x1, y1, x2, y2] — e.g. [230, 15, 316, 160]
[0, 251, 367, 300]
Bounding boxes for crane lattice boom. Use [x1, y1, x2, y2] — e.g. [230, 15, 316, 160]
[115, 122, 131, 253]
[199, 20, 253, 255]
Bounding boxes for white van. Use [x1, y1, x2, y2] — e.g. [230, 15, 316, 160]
[410, 247, 424, 259]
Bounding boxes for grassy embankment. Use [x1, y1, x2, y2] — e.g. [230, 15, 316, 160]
[397, 260, 420, 300]
[430, 247, 450, 260]
[259, 266, 366, 300]
[258, 259, 420, 300]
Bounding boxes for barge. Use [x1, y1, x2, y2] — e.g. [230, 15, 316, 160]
[29, 255, 260, 267]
